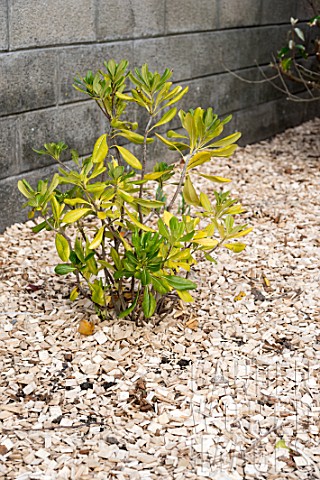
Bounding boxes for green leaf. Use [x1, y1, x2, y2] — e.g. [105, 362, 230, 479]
[224, 242, 246, 253]
[152, 107, 177, 129]
[151, 276, 170, 294]
[55, 264, 76, 275]
[115, 146, 142, 170]
[62, 208, 91, 224]
[118, 291, 139, 318]
[89, 226, 105, 250]
[32, 220, 47, 233]
[204, 253, 217, 263]
[111, 247, 122, 270]
[164, 275, 197, 291]
[92, 134, 108, 163]
[74, 237, 85, 263]
[55, 233, 70, 262]
[157, 218, 169, 239]
[142, 287, 156, 318]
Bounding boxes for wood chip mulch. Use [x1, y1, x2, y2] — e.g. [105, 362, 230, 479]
[0, 118, 319, 480]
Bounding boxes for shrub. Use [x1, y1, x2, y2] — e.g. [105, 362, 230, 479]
[18, 60, 252, 323]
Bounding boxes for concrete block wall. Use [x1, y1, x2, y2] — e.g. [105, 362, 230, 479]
[0, 0, 318, 230]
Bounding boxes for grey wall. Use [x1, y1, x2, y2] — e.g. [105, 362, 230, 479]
[0, 0, 318, 231]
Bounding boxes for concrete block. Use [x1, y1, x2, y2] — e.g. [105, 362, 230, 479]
[0, 117, 19, 179]
[59, 41, 134, 104]
[296, 1, 316, 20]
[166, 0, 218, 34]
[0, 0, 8, 51]
[218, 0, 262, 28]
[0, 50, 57, 116]
[234, 96, 308, 145]
[96, 0, 165, 41]
[181, 67, 286, 118]
[133, 26, 289, 82]
[19, 102, 103, 174]
[261, 0, 297, 24]
[9, 0, 95, 50]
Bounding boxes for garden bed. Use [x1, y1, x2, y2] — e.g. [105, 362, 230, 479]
[0, 118, 319, 480]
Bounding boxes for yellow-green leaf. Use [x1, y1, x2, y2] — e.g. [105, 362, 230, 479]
[89, 226, 105, 250]
[143, 170, 172, 181]
[224, 242, 246, 253]
[226, 205, 245, 215]
[210, 132, 241, 148]
[134, 198, 164, 209]
[55, 233, 70, 262]
[152, 107, 177, 129]
[275, 439, 290, 450]
[199, 192, 212, 211]
[115, 92, 135, 102]
[120, 236, 132, 251]
[155, 133, 182, 151]
[165, 86, 189, 107]
[92, 134, 108, 164]
[118, 189, 135, 203]
[193, 238, 219, 248]
[163, 210, 174, 226]
[97, 211, 108, 219]
[62, 208, 91, 224]
[117, 130, 154, 144]
[17, 180, 33, 199]
[209, 144, 238, 157]
[51, 196, 62, 222]
[176, 289, 194, 302]
[125, 208, 155, 232]
[70, 286, 79, 301]
[197, 173, 231, 183]
[187, 151, 213, 171]
[232, 227, 253, 238]
[64, 198, 91, 206]
[116, 146, 142, 170]
[183, 175, 200, 206]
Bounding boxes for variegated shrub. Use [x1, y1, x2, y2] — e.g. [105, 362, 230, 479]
[18, 60, 252, 322]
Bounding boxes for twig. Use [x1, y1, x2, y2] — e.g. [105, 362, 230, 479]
[167, 154, 191, 212]
[138, 116, 153, 222]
